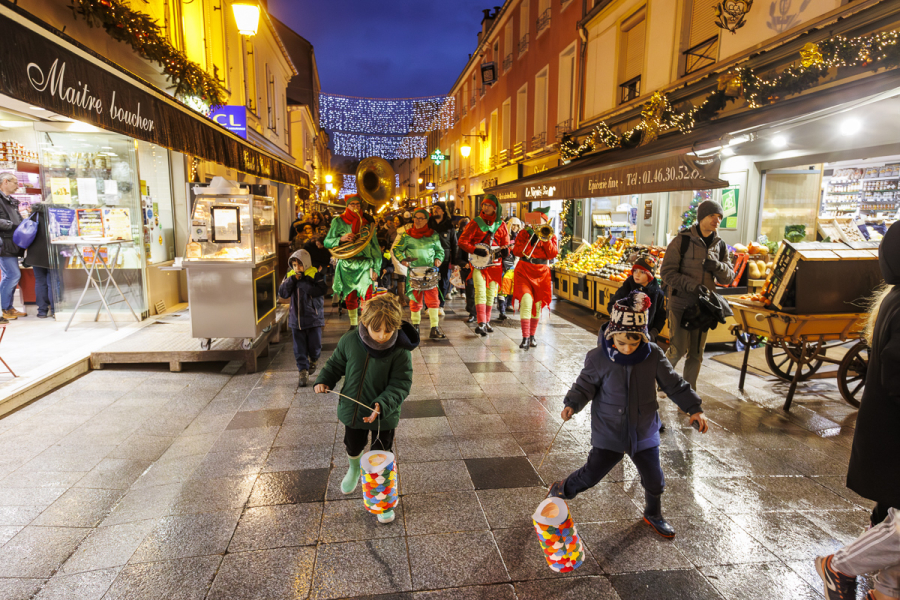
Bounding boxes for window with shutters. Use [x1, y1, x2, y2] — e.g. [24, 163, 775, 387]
[504, 25, 514, 73]
[516, 84, 528, 146]
[556, 43, 576, 140]
[618, 9, 645, 104]
[683, 0, 720, 75]
[533, 67, 549, 150]
[502, 99, 512, 151]
[519, 0, 530, 56]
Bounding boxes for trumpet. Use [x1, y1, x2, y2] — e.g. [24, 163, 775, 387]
[525, 225, 555, 259]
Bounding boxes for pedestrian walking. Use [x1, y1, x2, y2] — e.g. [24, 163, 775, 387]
[604, 256, 666, 342]
[660, 200, 734, 390]
[455, 217, 476, 322]
[278, 250, 327, 388]
[0, 173, 24, 322]
[428, 201, 457, 315]
[547, 290, 709, 539]
[22, 202, 55, 318]
[314, 293, 419, 524]
[394, 208, 446, 339]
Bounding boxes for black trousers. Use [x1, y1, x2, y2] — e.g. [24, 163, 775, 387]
[290, 327, 322, 372]
[562, 446, 664, 499]
[438, 260, 451, 307]
[461, 266, 475, 316]
[344, 425, 395, 457]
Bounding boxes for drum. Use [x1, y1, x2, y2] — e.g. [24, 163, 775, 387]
[470, 243, 498, 270]
[409, 266, 440, 290]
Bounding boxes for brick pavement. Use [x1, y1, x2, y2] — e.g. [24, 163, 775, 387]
[0, 297, 873, 599]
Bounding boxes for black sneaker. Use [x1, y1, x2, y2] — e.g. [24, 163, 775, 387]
[474, 324, 487, 336]
[298, 369, 309, 388]
[529, 336, 537, 347]
[519, 337, 529, 349]
[484, 322, 494, 333]
[815, 555, 857, 600]
[466, 315, 477, 323]
[308, 360, 317, 375]
[498, 313, 508, 321]
[430, 327, 446, 339]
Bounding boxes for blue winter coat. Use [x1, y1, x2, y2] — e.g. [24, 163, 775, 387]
[564, 336, 703, 455]
[278, 271, 327, 330]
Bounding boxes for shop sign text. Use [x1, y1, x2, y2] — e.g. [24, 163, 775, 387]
[525, 185, 557, 199]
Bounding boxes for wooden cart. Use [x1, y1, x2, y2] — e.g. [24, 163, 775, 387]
[730, 301, 868, 410]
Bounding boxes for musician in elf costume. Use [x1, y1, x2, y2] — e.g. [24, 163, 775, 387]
[393, 208, 446, 340]
[324, 195, 382, 329]
[458, 195, 511, 336]
[512, 207, 559, 349]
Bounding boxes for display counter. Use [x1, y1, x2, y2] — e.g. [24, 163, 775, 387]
[184, 178, 278, 349]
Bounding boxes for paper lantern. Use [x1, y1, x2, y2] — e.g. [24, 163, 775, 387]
[360, 451, 398, 515]
[532, 497, 584, 572]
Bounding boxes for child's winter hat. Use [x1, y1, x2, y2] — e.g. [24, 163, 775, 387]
[289, 249, 312, 271]
[606, 290, 652, 342]
[632, 256, 657, 276]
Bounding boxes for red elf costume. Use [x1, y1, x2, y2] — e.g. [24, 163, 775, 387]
[457, 195, 510, 336]
[512, 207, 558, 348]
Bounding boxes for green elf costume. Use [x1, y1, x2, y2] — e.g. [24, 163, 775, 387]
[393, 208, 446, 339]
[324, 195, 382, 327]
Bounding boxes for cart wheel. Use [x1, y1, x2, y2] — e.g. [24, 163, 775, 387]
[262, 325, 272, 333]
[241, 339, 253, 350]
[837, 341, 867, 408]
[200, 339, 211, 351]
[764, 341, 824, 382]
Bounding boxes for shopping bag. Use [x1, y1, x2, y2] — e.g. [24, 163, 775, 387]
[13, 213, 38, 249]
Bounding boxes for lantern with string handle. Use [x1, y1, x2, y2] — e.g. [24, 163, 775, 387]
[532, 497, 584, 572]
[360, 450, 398, 520]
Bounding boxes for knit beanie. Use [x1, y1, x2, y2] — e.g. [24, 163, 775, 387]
[697, 200, 724, 223]
[632, 256, 657, 276]
[605, 290, 652, 342]
[413, 208, 429, 219]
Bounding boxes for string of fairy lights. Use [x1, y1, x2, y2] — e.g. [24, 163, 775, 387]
[339, 174, 357, 199]
[320, 94, 454, 159]
[560, 31, 900, 161]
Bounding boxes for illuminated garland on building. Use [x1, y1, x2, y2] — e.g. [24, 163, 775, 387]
[320, 94, 455, 134]
[332, 132, 427, 160]
[560, 30, 900, 161]
[69, 0, 228, 109]
[339, 174, 357, 199]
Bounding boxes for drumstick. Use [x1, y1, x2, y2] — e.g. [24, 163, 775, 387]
[325, 390, 378, 413]
[538, 421, 566, 471]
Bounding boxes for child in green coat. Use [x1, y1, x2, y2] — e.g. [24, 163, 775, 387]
[314, 293, 419, 523]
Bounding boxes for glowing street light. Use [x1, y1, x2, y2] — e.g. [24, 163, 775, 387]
[232, 1, 261, 36]
[460, 144, 472, 158]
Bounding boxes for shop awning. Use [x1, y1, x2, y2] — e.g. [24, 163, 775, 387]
[0, 8, 309, 188]
[488, 66, 900, 202]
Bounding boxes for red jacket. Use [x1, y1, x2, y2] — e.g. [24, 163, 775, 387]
[458, 219, 510, 256]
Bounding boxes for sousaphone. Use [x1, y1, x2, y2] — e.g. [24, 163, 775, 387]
[329, 157, 396, 260]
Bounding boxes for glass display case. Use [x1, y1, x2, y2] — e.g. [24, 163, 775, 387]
[184, 178, 278, 348]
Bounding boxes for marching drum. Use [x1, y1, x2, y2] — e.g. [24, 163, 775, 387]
[409, 266, 440, 290]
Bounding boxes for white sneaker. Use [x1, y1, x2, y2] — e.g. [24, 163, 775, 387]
[377, 510, 395, 523]
[439, 308, 445, 316]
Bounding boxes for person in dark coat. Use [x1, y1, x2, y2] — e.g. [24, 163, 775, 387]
[278, 249, 327, 388]
[455, 217, 476, 322]
[604, 256, 666, 342]
[0, 173, 24, 321]
[428, 202, 457, 312]
[23, 202, 57, 318]
[548, 290, 708, 539]
[847, 220, 900, 528]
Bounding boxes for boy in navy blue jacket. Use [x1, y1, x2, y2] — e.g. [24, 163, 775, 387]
[550, 290, 709, 539]
[278, 249, 327, 388]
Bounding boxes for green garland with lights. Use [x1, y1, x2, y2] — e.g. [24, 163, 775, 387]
[559, 199, 574, 258]
[559, 30, 900, 161]
[69, 0, 228, 109]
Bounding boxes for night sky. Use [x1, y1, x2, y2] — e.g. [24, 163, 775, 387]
[269, 0, 497, 98]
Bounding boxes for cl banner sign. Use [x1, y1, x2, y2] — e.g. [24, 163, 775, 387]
[210, 106, 248, 139]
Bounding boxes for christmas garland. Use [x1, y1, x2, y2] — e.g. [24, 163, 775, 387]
[559, 30, 900, 161]
[69, 0, 228, 109]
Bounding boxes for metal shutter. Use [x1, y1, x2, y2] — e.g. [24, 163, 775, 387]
[689, 0, 719, 47]
[622, 18, 645, 82]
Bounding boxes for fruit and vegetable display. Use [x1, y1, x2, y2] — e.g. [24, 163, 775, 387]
[554, 238, 666, 282]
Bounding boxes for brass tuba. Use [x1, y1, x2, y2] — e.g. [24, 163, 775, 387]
[328, 157, 395, 260]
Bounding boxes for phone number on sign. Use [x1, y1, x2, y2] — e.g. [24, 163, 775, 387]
[627, 166, 701, 186]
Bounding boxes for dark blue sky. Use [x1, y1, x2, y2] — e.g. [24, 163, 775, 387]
[269, 0, 496, 98]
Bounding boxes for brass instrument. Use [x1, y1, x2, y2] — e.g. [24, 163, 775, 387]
[328, 157, 396, 260]
[526, 225, 555, 259]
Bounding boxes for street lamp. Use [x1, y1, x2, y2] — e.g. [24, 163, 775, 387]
[325, 174, 333, 184]
[418, 177, 423, 184]
[232, 1, 261, 36]
[459, 132, 486, 158]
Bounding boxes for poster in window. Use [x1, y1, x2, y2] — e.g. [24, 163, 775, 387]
[721, 186, 740, 229]
[48, 207, 76, 241]
[50, 178, 71, 204]
[211, 206, 241, 243]
[76, 208, 104, 238]
[76, 178, 98, 205]
[102, 208, 132, 240]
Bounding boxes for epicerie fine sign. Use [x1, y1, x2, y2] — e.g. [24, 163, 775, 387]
[27, 59, 155, 133]
[588, 163, 703, 194]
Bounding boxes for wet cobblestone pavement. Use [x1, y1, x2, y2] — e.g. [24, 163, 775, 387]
[0, 298, 873, 599]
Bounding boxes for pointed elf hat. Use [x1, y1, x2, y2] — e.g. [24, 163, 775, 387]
[481, 194, 503, 218]
[524, 206, 551, 226]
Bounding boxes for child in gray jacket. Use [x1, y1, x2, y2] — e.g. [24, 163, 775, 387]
[549, 290, 709, 538]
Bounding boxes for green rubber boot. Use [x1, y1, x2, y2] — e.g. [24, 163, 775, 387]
[341, 453, 362, 494]
[377, 509, 395, 524]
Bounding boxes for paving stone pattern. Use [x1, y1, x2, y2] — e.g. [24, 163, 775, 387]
[0, 297, 874, 598]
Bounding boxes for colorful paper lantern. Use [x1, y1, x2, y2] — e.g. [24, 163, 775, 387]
[532, 497, 584, 572]
[360, 451, 398, 515]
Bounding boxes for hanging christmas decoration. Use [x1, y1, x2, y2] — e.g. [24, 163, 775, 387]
[799, 42, 824, 68]
[638, 92, 669, 146]
[715, 0, 754, 35]
[332, 132, 427, 160]
[319, 94, 455, 134]
[68, 0, 227, 108]
[558, 29, 900, 161]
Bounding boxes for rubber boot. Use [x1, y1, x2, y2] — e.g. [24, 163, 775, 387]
[341, 453, 362, 494]
[643, 491, 675, 538]
[377, 509, 395, 523]
[519, 337, 530, 349]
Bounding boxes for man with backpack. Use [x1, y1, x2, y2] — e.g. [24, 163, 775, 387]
[660, 200, 734, 391]
[0, 173, 25, 322]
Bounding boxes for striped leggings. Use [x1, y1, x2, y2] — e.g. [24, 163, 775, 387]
[832, 507, 900, 596]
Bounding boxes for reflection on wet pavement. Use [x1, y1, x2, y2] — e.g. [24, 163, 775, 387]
[0, 297, 875, 598]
